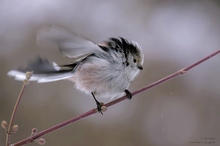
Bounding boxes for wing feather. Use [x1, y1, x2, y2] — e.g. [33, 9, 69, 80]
[37, 25, 103, 58]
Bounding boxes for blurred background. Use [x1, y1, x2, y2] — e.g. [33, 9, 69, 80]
[1, 0, 220, 146]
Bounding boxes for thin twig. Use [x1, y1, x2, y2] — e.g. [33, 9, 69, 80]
[5, 83, 26, 146]
[5, 72, 33, 146]
[12, 50, 220, 146]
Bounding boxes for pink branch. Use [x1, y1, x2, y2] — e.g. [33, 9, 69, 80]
[5, 72, 32, 146]
[12, 49, 220, 146]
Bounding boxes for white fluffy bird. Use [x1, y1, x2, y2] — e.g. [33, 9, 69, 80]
[8, 26, 144, 113]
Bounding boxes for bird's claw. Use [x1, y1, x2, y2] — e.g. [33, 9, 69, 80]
[96, 102, 106, 114]
[125, 89, 132, 99]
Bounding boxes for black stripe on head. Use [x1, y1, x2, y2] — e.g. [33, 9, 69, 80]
[99, 37, 139, 66]
[107, 37, 140, 66]
[119, 37, 129, 63]
[108, 37, 139, 55]
[107, 37, 128, 65]
[119, 37, 139, 55]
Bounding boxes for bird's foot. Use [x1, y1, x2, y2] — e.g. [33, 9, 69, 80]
[125, 89, 132, 99]
[96, 102, 107, 114]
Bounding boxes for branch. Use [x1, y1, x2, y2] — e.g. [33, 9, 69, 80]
[12, 49, 220, 146]
[2, 72, 33, 146]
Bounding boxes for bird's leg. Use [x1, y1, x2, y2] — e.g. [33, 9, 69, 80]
[91, 92, 105, 114]
[125, 89, 132, 99]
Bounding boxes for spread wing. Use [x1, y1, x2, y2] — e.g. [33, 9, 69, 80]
[36, 25, 104, 58]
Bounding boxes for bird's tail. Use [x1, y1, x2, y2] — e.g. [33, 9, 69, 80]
[7, 57, 76, 83]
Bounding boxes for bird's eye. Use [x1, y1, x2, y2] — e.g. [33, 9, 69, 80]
[133, 59, 137, 63]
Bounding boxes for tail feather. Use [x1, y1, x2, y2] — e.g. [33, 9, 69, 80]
[7, 57, 74, 83]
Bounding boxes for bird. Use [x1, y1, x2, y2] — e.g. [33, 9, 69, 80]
[7, 26, 144, 114]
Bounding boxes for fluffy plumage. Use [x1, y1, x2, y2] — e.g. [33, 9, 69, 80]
[8, 26, 144, 102]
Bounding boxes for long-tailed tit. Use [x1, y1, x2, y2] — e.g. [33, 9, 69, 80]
[8, 26, 144, 113]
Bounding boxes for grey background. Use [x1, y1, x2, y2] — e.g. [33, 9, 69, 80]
[1, 0, 220, 146]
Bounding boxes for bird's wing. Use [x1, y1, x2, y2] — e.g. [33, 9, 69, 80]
[37, 25, 104, 58]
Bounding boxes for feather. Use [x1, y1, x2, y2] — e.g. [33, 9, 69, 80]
[7, 57, 74, 83]
[36, 25, 104, 58]
[8, 70, 73, 83]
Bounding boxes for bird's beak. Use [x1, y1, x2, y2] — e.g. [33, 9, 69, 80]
[137, 65, 143, 70]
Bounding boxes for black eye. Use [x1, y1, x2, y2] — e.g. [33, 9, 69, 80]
[133, 59, 137, 63]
